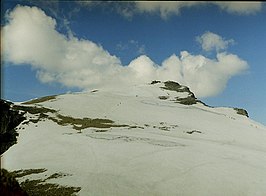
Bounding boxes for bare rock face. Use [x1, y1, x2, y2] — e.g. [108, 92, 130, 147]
[0, 169, 28, 196]
[0, 99, 25, 155]
[234, 108, 249, 117]
[0, 100, 28, 196]
[154, 80, 200, 105]
[152, 81, 249, 116]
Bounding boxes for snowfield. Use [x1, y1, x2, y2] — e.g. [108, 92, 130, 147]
[3, 82, 266, 195]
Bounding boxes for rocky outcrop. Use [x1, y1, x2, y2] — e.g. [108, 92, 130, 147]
[0, 99, 25, 155]
[161, 81, 199, 105]
[0, 169, 28, 196]
[234, 108, 249, 117]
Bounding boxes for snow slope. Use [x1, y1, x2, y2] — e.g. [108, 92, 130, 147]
[3, 81, 266, 196]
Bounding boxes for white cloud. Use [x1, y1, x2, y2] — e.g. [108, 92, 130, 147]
[162, 51, 248, 97]
[135, 1, 201, 19]
[2, 5, 248, 98]
[119, 1, 263, 19]
[124, 51, 248, 97]
[128, 55, 158, 82]
[196, 31, 235, 52]
[214, 2, 263, 15]
[2, 5, 122, 89]
[75, 1, 263, 20]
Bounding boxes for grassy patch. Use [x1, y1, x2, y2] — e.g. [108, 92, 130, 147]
[22, 95, 57, 105]
[50, 115, 128, 130]
[46, 172, 71, 180]
[12, 169, 81, 196]
[12, 169, 47, 178]
[13, 104, 128, 130]
[20, 179, 81, 196]
[13, 105, 57, 115]
[13, 105, 57, 125]
[13, 99, 149, 133]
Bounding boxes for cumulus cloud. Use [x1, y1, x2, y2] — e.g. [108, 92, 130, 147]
[2, 5, 122, 89]
[128, 55, 157, 82]
[124, 51, 248, 97]
[196, 31, 235, 52]
[2, 5, 248, 98]
[159, 51, 247, 97]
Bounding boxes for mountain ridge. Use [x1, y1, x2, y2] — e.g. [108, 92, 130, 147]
[2, 80, 266, 196]
[18, 80, 248, 117]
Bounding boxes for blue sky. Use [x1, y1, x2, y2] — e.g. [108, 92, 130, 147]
[1, 1, 266, 125]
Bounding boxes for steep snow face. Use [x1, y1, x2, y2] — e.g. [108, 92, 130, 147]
[3, 81, 266, 196]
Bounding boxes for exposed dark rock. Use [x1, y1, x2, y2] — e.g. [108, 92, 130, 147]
[186, 130, 202, 134]
[158, 96, 169, 100]
[151, 80, 161, 85]
[175, 97, 197, 105]
[0, 169, 28, 196]
[161, 81, 182, 91]
[160, 81, 200, 105]
[162, 81, 196, 96]
[234, 108, 249, 117]
[0, 99, 26, 155]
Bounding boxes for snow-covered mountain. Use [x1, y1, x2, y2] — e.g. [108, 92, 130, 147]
[3, 81, 266, 196]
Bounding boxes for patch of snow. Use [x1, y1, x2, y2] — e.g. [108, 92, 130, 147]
[3, 83, 266, 195]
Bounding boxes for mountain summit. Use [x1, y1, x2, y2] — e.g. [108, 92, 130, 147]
[2, 81, 266, 195]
